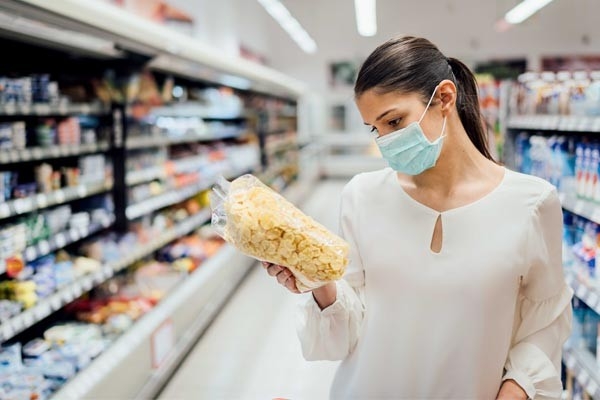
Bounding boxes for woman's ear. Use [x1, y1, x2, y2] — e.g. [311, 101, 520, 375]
[438, 79, 457, 115]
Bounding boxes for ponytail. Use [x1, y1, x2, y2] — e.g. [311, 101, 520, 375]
[447, 57, 495, 161]
[355, 36, 496, 163]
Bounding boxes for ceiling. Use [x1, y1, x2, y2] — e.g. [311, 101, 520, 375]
[255, 0, 600, 91]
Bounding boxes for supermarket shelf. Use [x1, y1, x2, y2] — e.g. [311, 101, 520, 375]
[0, 265, 113, 343]
[126, 167, 167, 186]
[563, 346, 600, 399]
[564, 269, 600, 315]
[558, 192, 600, 224]
[20, 215, 115, 265]
[126, 130, 247, 150]
[0, 209, 212, 344]
[51, 181, 309, 399]
[126, 179, 213, 220]
[51, 245, 255, 400]
[507, 114, 600, 132]
[0, 181, 114, 221]
[0, 142, 110, 164]
[0, 102, 107, 116]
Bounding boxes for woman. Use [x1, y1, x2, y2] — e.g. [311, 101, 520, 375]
[263, 36, 572, 400]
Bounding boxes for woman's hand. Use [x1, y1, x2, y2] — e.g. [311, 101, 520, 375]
[496, 380, 528, 400]
[262, 262, 301, 294]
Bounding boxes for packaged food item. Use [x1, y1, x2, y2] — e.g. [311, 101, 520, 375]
[44, 323, 102, 346]
[0, 344, 23, 372]
[22, 339, 50, 358]
[211, 174, 349, 292]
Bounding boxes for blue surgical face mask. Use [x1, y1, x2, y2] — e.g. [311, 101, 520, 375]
[375, 85, 447, 175]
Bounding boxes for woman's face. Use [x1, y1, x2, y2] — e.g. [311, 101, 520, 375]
[356, 88, 445, 142]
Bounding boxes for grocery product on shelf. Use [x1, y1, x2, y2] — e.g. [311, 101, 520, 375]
[510, 71, 600, 117]
[211, 174, 348, 291]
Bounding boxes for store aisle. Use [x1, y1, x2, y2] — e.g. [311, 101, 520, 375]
[158, 179, 349, 400]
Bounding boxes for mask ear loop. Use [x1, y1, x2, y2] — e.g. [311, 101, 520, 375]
[418, 84, 440, 124]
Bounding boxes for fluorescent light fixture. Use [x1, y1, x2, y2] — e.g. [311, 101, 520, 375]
[256, 0, 317, 53]
[354, 0, 377, 36]
[505, 0, 555, 24]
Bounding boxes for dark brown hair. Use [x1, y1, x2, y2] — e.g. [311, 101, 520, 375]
[355, 36, 495, 161]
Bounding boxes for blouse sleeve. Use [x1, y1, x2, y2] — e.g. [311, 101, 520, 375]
[295, 183, 366, 361]
[502, 188, 573, 400]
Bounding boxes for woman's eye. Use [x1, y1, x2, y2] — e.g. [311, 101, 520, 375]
[369, 126, 378, 134]
[388, 118, 402, 128]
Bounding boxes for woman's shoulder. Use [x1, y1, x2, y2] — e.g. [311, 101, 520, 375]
[503, 169, 557, 207]
[343, 168, 394, 196]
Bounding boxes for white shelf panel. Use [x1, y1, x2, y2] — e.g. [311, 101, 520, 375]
[0, 102, 106, 116]
[126, 130, 248, 150]
[126, 180, 213, 220]
[0, 209, 211, 343]
[0, 181, 113, 221]
[51, 245, 255, 400]
[565, 270, 600, 315]
[559, 192, 600, 224]
[126, 167, 167, 186]
[564, 346, 600, 399]
[507, 115, 600, 133]
[0, 142, 109, 164]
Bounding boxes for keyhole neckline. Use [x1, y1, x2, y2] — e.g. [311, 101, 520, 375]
[388, 167, 509, 217]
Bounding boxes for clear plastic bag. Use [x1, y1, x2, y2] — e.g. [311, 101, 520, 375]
[210, 174, 349, 292]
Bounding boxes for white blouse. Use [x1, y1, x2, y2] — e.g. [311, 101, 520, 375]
[297, 168, 573, 400]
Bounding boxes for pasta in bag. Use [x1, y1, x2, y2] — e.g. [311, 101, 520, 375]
[210, 174, 349, 292]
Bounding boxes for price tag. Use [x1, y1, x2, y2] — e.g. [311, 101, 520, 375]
[576, 284, 587, 300]
[14, 198, 31, 214]
[575, 201, 585, 215]
[50, 295, 61, 310]
[82, 277, 93, 291]
[55, 233, 67, 248]
[580, 370, 590, 385]
[2, 324, 14, 340]
[58, 103, 68, 114]
[0, 203, 10, 218]
[587, 380, 599, 396]
[34, 104, 51, 115]
[63, 289, 74, 303]
[12, 316, 23, 332]
[34, 303, 50, 319]
[28, 147, 41, 159]
[151, 319, 175, 369]
[78, 185, 87, 197]
[587, 292, 599, 308]
[72, 285, 82, 299]
[39, 241, 50, 255]
[54, 190, 65, 204]
[25, 247, 36, 261]
[22, 311, 34, 328]
[35, 194, 47, 208]
[3, 104, 15, 115]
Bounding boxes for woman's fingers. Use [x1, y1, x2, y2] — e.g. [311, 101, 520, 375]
[263, 263, 300, 294]
[266, 264, 283, 276]
[276, 268, 292, 285]
[285, 277, 301, 294]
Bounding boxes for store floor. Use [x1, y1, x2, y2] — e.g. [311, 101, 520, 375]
[158, 179, 348, 400]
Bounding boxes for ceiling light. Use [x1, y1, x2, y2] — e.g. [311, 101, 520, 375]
[354, 0, 377, 37]
[505, 0, 555, 24]
[256, 0, 317, 53]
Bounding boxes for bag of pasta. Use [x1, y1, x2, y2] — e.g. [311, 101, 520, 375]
[210, 174, 349, 292]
